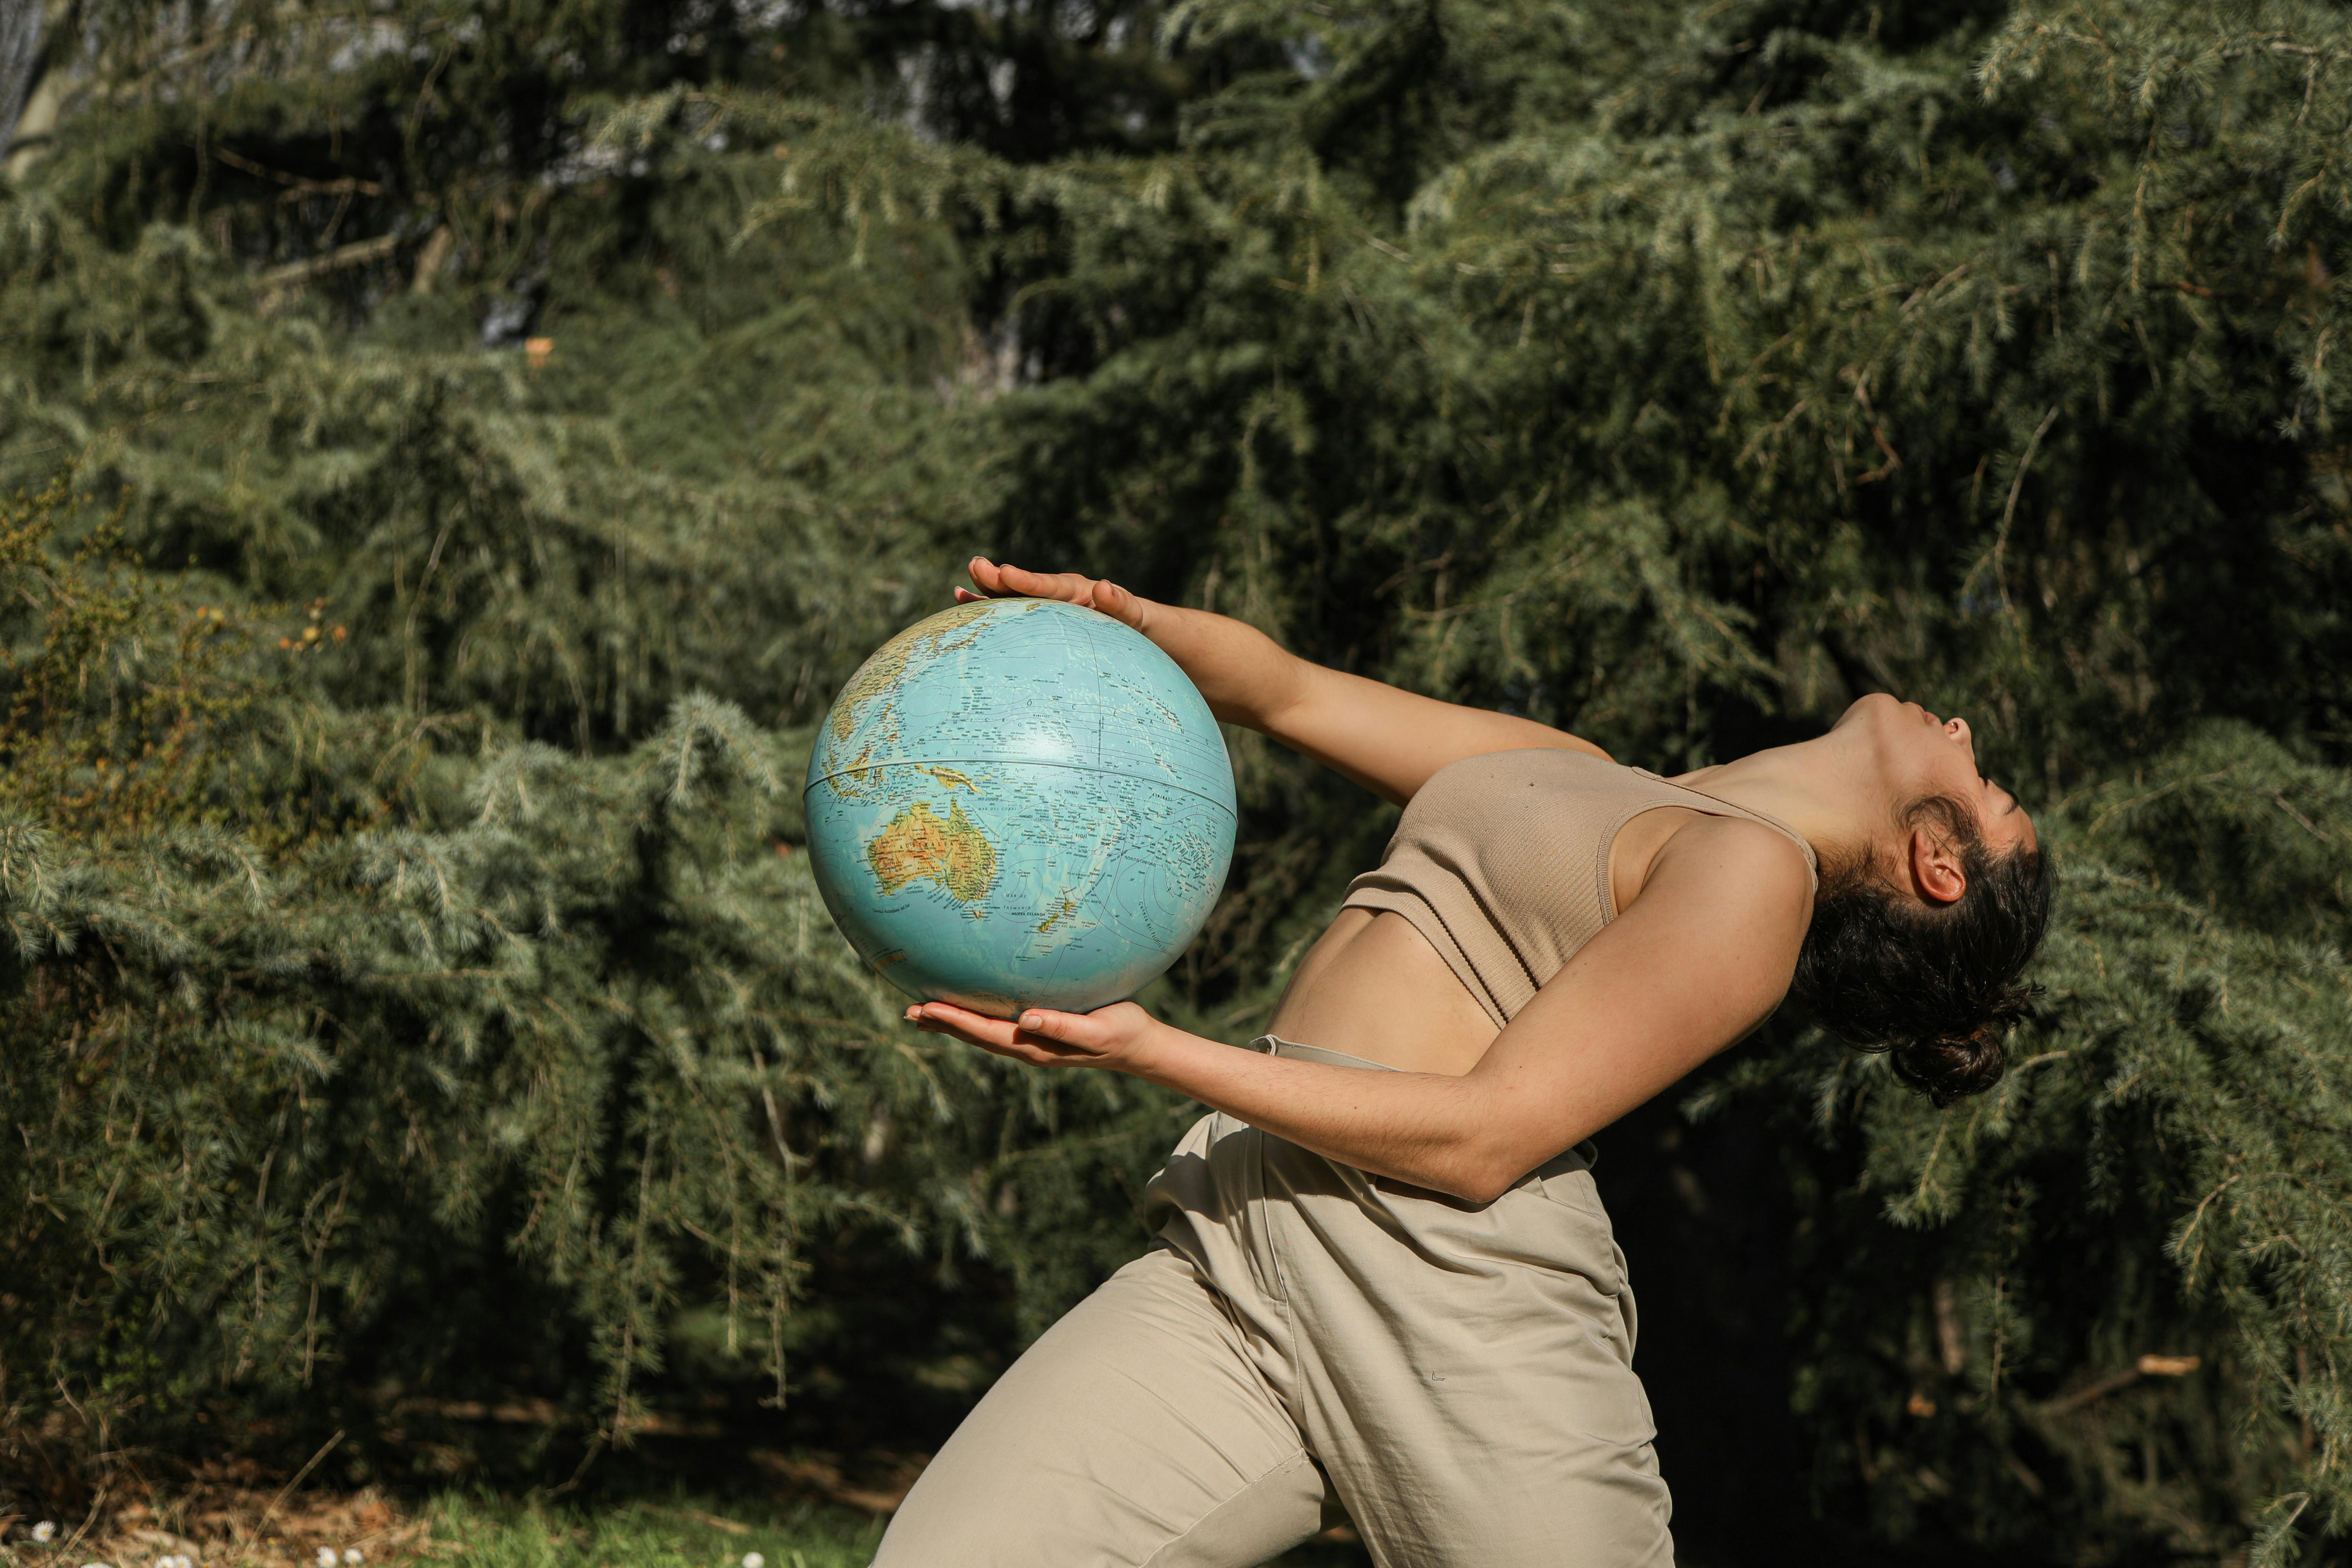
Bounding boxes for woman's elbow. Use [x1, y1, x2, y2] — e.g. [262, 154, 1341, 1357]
[1426, 1103, 1545, 1205]
[1458, 1174, 1516, 1207]
[1440, 1151, 1523, 1207]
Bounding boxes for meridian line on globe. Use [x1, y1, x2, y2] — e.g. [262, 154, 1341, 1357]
[805, 756, 1239, 818]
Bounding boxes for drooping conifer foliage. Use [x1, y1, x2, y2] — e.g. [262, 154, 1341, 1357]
[2, 0, 2349, 1560]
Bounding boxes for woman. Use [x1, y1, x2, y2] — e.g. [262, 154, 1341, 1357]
[873, 560, 2051, 1568]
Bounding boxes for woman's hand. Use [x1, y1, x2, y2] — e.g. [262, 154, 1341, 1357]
[956, 558, 1151, 635]
[906, 998, 1169, 1074]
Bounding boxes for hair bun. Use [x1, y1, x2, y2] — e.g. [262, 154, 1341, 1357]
[1890, 1025, 2007, 1106]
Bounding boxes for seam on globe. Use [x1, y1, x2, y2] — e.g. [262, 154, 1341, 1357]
[803, 755, 1239, 817]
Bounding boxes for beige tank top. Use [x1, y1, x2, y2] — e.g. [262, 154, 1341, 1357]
[1340, 749, 1819, 1028]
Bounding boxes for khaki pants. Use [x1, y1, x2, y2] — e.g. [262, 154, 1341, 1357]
[873, 1039, 1673, 1567]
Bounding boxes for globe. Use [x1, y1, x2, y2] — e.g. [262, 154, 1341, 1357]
[804, 597, 1237, 1018]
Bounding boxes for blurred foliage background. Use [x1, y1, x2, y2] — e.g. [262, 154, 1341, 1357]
[2, 0, 2350, 1562]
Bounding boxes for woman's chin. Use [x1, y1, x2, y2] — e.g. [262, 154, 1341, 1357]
[1832, 692, 1900, 730]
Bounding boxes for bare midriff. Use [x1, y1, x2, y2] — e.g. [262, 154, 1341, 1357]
[1263, 803, 1707, 1077]
[1266, 909, 1499, 1075]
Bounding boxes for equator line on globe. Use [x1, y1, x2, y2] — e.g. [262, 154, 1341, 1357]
[804, 597, 1237, 1018]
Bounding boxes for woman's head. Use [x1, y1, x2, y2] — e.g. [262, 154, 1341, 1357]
[1793, 694, 2053, 1103]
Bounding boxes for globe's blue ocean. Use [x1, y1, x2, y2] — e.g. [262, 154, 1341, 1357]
[804, 598, 1237, 1017]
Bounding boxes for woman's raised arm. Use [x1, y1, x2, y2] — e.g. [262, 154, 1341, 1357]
[960, 559, 1608, 805]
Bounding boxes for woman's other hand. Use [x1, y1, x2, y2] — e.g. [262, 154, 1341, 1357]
[906, 998, 1166, 1073]
[956, 558, 1150, 634]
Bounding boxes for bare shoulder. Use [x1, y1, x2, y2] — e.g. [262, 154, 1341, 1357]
[1513, 810, 1811, 1085]
[1585, 814, 1812, 1028]
[1639, 812, 1814, 919]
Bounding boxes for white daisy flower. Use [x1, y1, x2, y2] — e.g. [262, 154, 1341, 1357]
[315, 1549, 338, 1568]
[742, 1554, 765, 1568]
[31, 1523, 57, 1544]
[344, 1552, 364, 1565]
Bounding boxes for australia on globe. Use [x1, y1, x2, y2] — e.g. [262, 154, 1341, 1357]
[804, 597, 1237, 1018]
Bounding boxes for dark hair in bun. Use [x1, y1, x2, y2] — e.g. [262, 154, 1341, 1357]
[1793, 796, 2053, 1105]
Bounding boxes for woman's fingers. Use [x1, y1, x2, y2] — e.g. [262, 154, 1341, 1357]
[1086, 578, 1147, 630]
[990, 561, 1096, 602]
[907, 1001, 1018, 1044]
[905, 1000, 1013, 1044]
[905, 1000, 1107, 1065]
[1013, 1006, 1119, 1050]
[962, 558, 1007, 598]
[961, 559, 1146, 631]
[967, 557, 1075, 601]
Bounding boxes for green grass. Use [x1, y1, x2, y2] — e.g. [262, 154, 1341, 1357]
[423, 1493, 1371, 1567]
[426, 1494, 887, 1568]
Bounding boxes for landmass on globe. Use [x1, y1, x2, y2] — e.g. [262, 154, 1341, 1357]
[866, 799, 999, 904]
[822, 599, 1004, 790]
[802, 596, 1237, 1017]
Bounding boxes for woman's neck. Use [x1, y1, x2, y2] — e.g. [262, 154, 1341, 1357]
[1668, 733, 1883, 862]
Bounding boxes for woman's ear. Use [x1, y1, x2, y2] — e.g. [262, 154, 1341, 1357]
[1909, 825, 1968, 904]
